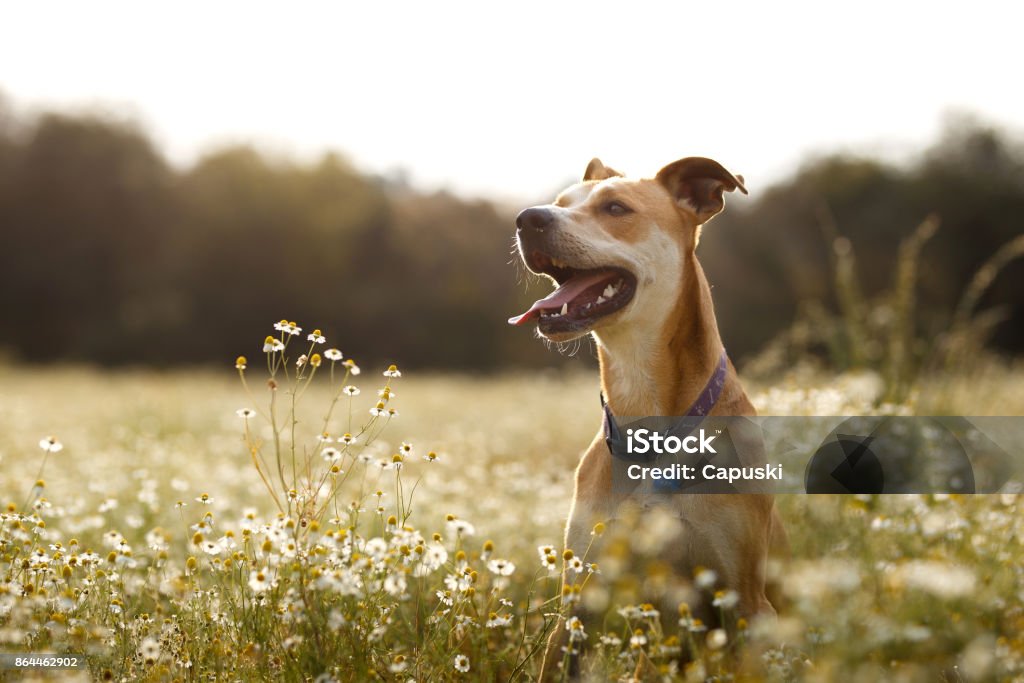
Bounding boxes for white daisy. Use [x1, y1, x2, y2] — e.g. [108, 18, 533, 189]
[38, 436, 63, 453]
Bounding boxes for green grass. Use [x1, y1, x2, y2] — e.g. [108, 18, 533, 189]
[1, 356, 1024, 682]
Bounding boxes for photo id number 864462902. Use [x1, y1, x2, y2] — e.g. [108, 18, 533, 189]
[0, 653, 86, 669]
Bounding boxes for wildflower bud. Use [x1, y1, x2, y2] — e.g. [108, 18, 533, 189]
[592, 522, 606, 536]
[432, 533, 441, 542]
[235, 356, 247, 370]
[706, 629, 728, 649]
[563, 549, 574, 561]
[465, 587, 475, 596]
[158, 550, 168, 560]
[310, 353, 322, 367]
[106, 551, 117, 564]
[35, 479, 46, 489]
[186, 556, 197, 571]
[61, 565, 72, 579]
[446, 514, 455, 521]
[483, 540, 494, 553]
[267, 379, 278, 390]
[426, 451, 437, 461]
[678, 602, 690, 616]
[414, 545, 424, 555]
[400, 545, 410, 556]
[261, 540, 273, 553]
[392, 454, 403, 463]
[387, 515, 398, 526]
[455, 550, 466, 562]
[470, 570, 478, 582]
[737, 618, 748, 630]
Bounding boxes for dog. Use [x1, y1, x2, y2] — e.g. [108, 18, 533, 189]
[509, 156, 788, 678]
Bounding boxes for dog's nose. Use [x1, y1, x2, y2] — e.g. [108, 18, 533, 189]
[516, 207, 555, 233]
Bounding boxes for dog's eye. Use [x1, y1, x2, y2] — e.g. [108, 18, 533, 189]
[603, 201, 632, 217]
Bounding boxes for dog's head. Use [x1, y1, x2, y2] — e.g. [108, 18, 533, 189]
[509, 156, 747, 343]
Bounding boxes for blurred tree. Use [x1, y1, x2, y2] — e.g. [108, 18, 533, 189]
[165, 148, 393, 363]
[0, 113, 175, 362]
[705, 116, 1024, 364]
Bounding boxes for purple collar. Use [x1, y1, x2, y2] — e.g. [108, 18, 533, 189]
[602, 349, 728, 455]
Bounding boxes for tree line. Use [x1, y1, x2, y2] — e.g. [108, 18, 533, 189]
[0, 99, 1021, 370]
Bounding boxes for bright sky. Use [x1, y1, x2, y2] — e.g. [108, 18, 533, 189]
[1, 1, 1021, 204]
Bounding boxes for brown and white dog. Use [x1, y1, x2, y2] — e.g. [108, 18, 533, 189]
[509, 156, 787, 678]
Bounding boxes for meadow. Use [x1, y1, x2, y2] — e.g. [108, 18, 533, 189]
[2, 337, 1024, 682]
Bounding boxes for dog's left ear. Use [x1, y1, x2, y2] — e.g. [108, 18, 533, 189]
[656, 157, 747, 224]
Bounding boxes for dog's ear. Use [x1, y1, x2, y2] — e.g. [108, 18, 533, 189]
[656, 157, 748, 224]
[583, 158, 623, 182]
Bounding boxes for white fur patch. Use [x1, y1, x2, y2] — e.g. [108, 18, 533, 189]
[591, 227, 683, 415]
[557, 182, 594, 208]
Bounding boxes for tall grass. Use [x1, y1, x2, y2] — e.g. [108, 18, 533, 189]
[749, 207, 1023, 408]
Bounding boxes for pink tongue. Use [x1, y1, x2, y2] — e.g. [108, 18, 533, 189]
[508, 271, 613, 326]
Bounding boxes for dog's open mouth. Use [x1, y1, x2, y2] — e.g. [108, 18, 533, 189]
[508, 251, 637, 333]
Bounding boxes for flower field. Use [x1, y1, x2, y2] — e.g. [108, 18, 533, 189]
[1, 330, 1023, 682]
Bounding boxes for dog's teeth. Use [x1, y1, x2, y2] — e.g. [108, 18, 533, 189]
[596, 296, 606, 305]
[560, 303, 568, 315]
[602, 285, 615, 298]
